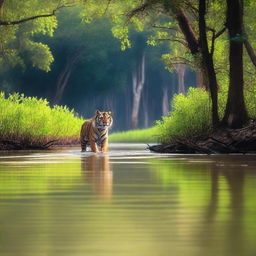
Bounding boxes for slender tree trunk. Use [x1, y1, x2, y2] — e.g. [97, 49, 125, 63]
[142, 86, 149, 127]
[131, 51, 145, 129]
[222, 0, 248, 128]
[162, 86, 169, 116]
[124, 87, 131, 129]
[174, 63, 186, 94]
[199, 0, 219, 127]
[174, 6, 221, 120]
[0, 0, 4, 16]
[53, 52, 80, 105]
[196, 69, 207, 88]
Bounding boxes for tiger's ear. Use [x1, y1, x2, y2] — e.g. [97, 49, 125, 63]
[96, 110, 101, 115]
[108, 111, 112, 115]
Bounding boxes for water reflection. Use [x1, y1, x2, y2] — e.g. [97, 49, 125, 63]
[81, 155, 112, 201]
[203, 165, 245, 256]
[150, 156, 256, 256]
[0, 150, 255, 256]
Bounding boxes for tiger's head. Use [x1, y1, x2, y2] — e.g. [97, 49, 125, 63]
[94, 110, 113, 129]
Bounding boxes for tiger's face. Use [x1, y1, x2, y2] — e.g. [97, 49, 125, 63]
[95, 110, 113, 129]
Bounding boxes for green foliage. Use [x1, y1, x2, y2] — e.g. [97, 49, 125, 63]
[156, 85, 256, 143]
[109, 127, 158, 143]
[0, 92, 83, 144]
[112, 26, 131, 50]
[156, 88, 212, 142]
[0, 0, 72, 72]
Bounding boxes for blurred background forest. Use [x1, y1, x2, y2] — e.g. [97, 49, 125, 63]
[0, 7, 197, 131]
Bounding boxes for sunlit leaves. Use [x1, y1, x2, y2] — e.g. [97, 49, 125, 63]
[0, 0, 73, 71]
[111, 26, 131, 50]
[25, 41, 54, 72]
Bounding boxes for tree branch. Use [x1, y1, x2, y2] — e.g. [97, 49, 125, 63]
[244, 39, 256, 67]
[214, 26, 227, 39]
[175, 9, 199, 54]
[184, 1, 198, 19]
[206, 25, 226, 55]
[156, 38, 188, 47]
[0, 4, 76, 26]
[151, 24, 178, 31]
[103, 0, 112, 15]
[126, 2, 151, 23]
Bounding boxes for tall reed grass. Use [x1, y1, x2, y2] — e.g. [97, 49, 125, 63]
[0, 92, 84, 149]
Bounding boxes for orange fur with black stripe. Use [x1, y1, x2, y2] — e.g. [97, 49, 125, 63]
[80, 110, 113, 152]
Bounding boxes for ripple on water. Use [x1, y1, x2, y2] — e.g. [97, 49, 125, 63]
[0, 143, 256, 256]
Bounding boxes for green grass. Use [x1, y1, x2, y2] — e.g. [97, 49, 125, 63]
[109, 126, 159, 143]
[0, 92, 84, 149]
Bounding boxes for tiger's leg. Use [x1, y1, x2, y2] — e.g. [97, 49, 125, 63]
[101, 138, 108, 153]
[90, 140, 99, 153]
[81, 140, 87, 152]
[80, 121, 89, 152]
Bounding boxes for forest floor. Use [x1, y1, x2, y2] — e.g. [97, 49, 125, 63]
[149, 120, 256, 154]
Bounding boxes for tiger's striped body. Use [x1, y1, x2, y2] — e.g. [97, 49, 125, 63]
[80, 110, 113, 153]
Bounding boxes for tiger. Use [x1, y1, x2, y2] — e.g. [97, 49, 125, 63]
[80, 110, 113, 153]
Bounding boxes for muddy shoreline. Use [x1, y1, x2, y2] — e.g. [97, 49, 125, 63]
[149, 122, 256, 154]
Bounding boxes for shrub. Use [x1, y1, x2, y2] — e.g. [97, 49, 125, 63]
[155, 88, 212, 142]
[0, 92, 84, 149]
[156, 85, 256, 143]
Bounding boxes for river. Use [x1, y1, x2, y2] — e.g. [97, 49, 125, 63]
[0, 143, 256, 256]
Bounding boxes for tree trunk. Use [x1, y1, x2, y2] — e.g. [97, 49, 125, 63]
[142, 87, 149, 127]
[131, 51, 145, 129]
[174, 63, 186, 94]
[174, 7, 220, 121]
[0, 0, 4, 17]
[196, 69, 207, 88]
[199, 0, 219, 127]
[125, 87, 132, 129]
[175, 9, 199, 55]
[53, 51, 80, 105]
[162, 86, 169, 116]
[222, 0, 248, 128]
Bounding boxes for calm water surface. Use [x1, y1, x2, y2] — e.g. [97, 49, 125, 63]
[0, 143, 256, 256]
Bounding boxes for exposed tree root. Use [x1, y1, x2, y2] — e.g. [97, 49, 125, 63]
[149, 120, 256, 154]
[0, 135, 80, 150]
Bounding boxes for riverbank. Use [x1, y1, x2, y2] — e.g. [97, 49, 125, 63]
[149, 120, 256, 154]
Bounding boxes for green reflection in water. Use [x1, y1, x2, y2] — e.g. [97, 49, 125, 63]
[0, 152, 256, 256]
[149, 156, 256, 256]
